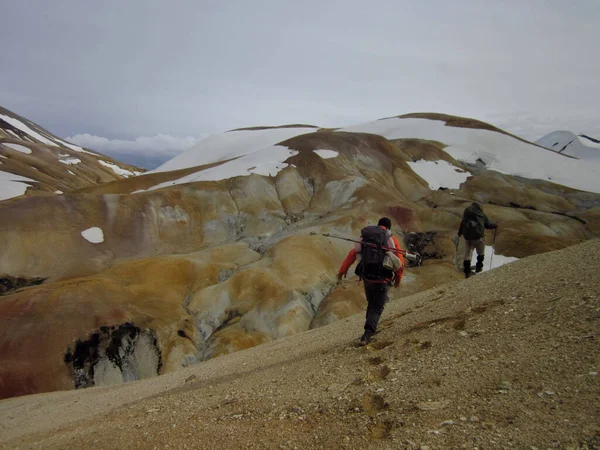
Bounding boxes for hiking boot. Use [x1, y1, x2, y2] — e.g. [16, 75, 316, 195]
[360, 331, 373, 346]
[475, 255, 484, 273]
[463, 260, 472, 278]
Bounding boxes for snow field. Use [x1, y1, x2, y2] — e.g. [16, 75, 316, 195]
[406, 160, 470, 190]
[146, 145, 298, 191]
[153, 127, 317, 173]
[342, 118, 600, 194]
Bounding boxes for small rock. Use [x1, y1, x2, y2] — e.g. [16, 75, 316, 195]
[459, 331, 469, 337]
[146, 408, 160, 413]
[440, 420, 456, 426]
[184, 375, 197, 383]
[417, 400, 450, 411]
[460, 416, 468, 422]
[470, 416, 480, 422]
[544, 390, 555, 396]
[427, 429, 441, 435]
[589, 372, 598, 376]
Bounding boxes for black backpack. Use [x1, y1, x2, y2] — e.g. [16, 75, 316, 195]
[463, 218, 484, 240]
[355, 226, 393, 281]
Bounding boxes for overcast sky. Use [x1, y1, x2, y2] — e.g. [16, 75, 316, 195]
[2, 0, 599, 168]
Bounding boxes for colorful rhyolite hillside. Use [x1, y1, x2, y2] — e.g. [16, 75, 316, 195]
[1, 111, 599, 400]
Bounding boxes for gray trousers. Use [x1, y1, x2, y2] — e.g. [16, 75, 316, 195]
[464, 238, 485, 262]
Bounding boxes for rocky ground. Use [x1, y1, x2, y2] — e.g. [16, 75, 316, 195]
[1, 239, 598, 449]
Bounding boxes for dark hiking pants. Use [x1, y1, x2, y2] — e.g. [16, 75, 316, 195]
[363, 281, 390, 333]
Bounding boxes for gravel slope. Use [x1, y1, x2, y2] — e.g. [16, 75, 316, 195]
[1, 239, 599, 449]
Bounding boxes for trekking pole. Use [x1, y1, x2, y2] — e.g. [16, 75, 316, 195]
[322, 233, 421, 263]
[489, 228, 497, 271]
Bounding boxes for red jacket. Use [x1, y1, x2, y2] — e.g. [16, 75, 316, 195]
[337, 227, 404, 284]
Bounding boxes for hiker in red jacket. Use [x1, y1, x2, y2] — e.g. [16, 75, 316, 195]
[336, 217, 404, 345]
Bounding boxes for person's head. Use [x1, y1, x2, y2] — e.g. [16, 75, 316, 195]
[471, 202, 482, 211]
[377, 217, 392, 230]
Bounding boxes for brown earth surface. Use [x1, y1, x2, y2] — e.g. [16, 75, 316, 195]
[1, 239, 598, 449]
[2, 128, 599, 402]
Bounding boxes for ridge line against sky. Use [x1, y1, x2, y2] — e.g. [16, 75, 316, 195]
[2, 0, 599, 168]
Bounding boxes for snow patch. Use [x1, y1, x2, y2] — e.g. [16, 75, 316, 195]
[407, 160, 470, 190]
[3, 143, 32, 154]
[145, 145, 298, 192]
[0, 114, 58, 146]
[481, 246, 519, 272]
[99, 160, 134, 177]
[81, 227, 104, 244]
[55, 190, 63, 194]
[342, 118, 600, 194]
[153, 127, 317, 173]
[0, 170, 34, 201]
[68, 170, 75, 175]
[54, 138, 83, 152]
[59, 157, 82, 165]
[313, 149, 339, 159]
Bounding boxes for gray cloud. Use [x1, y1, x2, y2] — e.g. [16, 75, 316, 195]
[2, 0, 600, 158]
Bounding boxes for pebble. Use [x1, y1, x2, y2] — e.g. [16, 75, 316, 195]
[440, 420, 456, 426]
[589, 372, 598, 376]
[497, 380, 511, 390]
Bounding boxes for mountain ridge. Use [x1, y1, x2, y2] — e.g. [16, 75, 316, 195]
[0, 105, 145, 201]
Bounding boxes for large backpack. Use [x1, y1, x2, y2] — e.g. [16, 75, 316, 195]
[463, 216, 484, 240]
[355, 226, 393, 281]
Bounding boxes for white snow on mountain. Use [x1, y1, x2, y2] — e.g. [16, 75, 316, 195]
[407, 160, 470, 190]
[535, 131, 600, 160]
[3, 143, 32, 154]
[152, 127, 317, 173]
[341, 118, 600, 194]
[146, 145, 298, 192]
[0, 170, 34, 201]
[313, 149, 339, 159]
[0, 114, 58, 147]
[1, 113, 95, 154]
[54, 138, 85, 152]
[99, 160, 135, 177]
[58, 156, 82, 165]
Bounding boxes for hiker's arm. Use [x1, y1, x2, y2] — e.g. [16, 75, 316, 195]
[484, 215, 497, 229]
[337, 248, 357, 280]
[458, 218, 464, 237]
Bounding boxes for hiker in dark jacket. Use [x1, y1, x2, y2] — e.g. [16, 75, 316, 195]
[336, 217, 404, 345]
[458, 202, 497, 278]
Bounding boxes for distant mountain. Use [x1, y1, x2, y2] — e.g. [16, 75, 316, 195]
[535, 130, 600, 160]
[0, 105, 145, 201]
